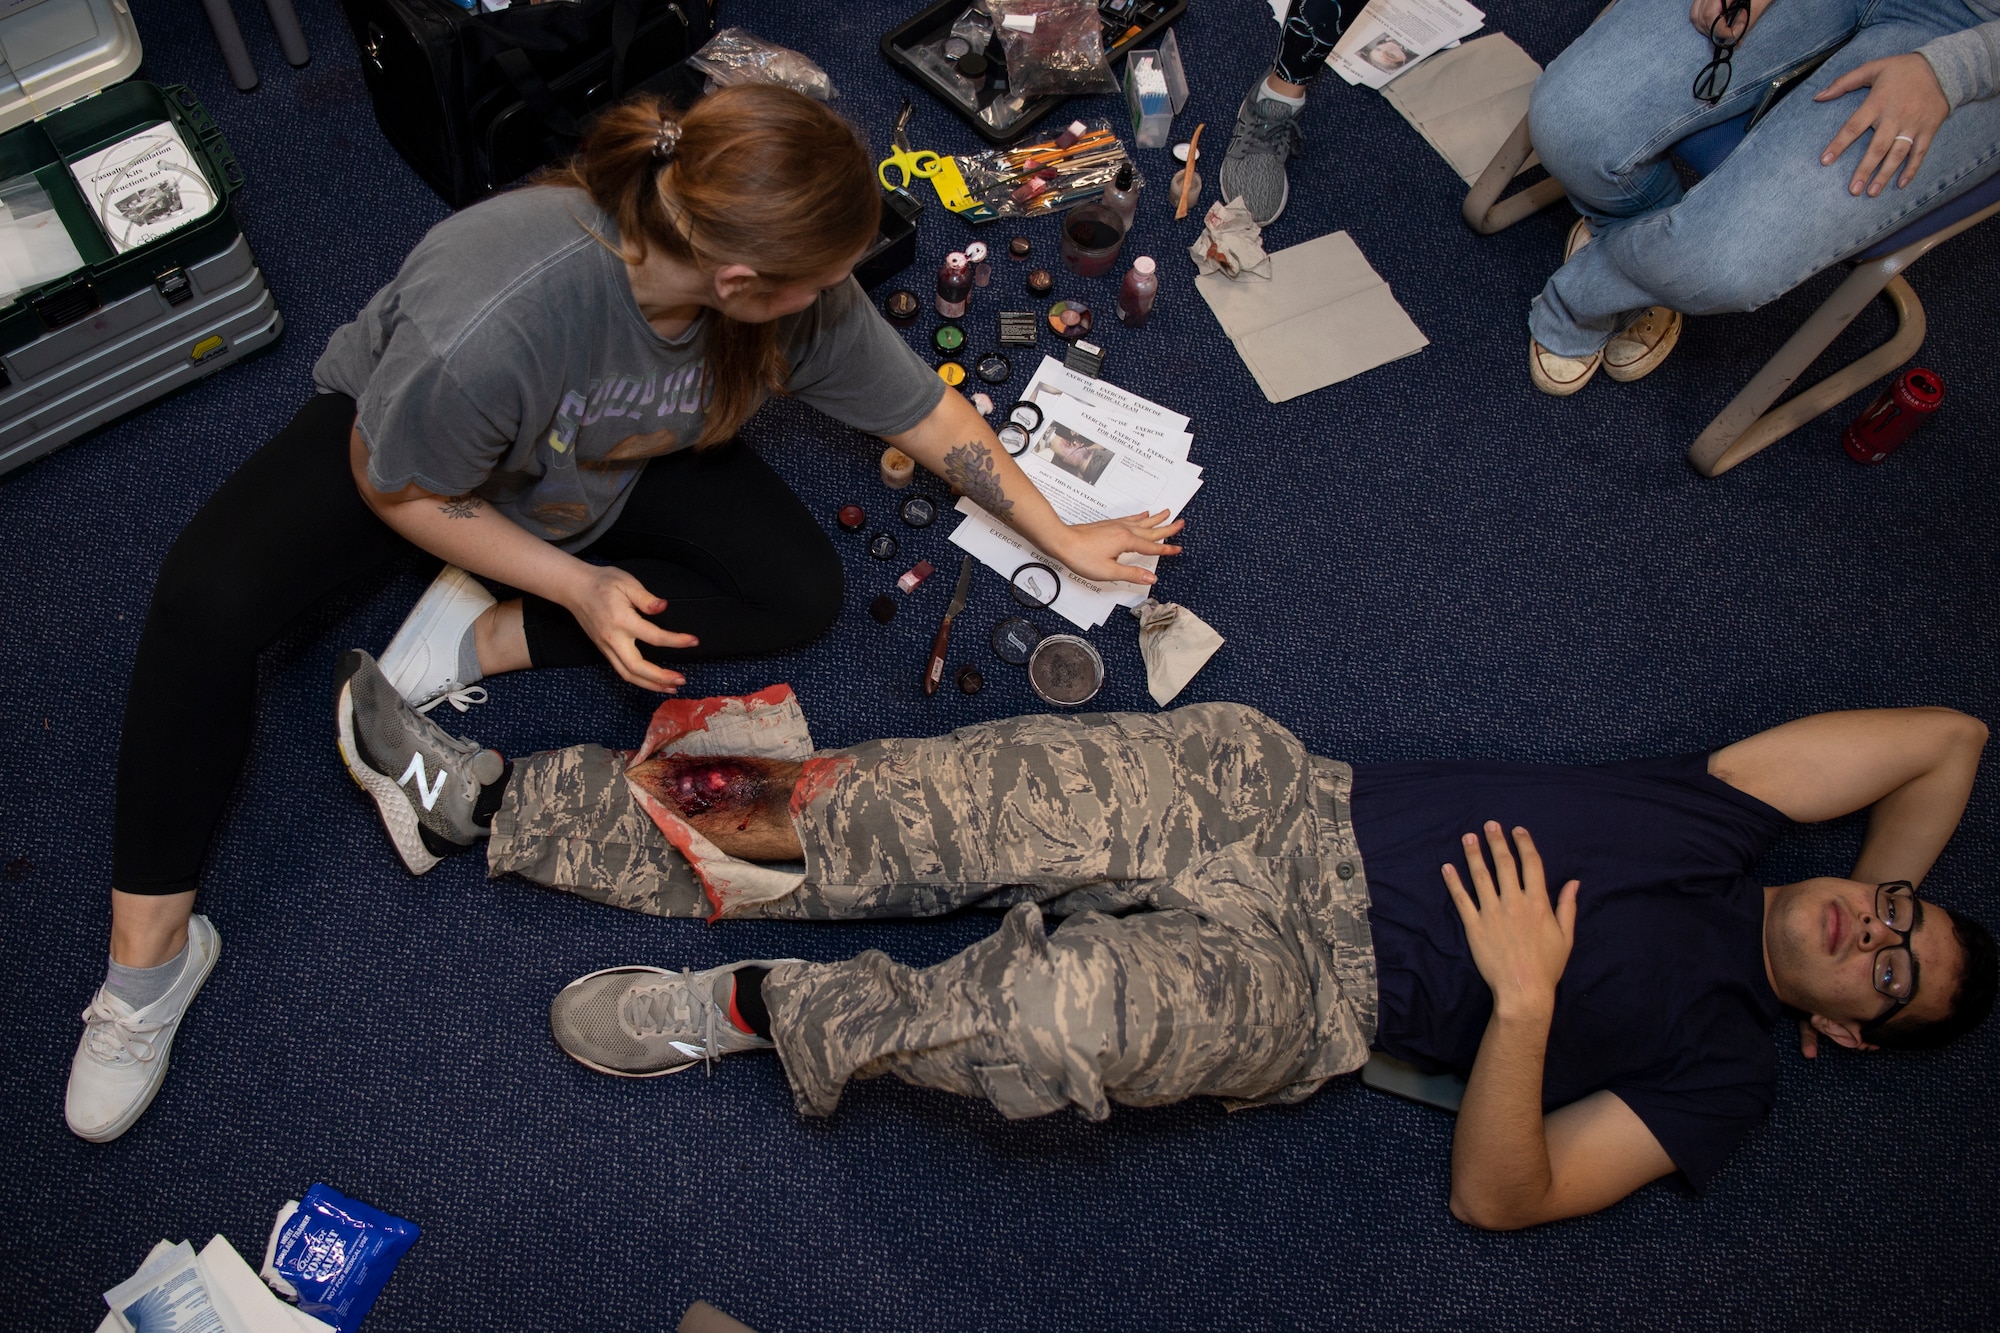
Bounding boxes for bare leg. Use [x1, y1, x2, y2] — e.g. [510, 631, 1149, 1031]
[628, 754, 805, 862]
[1708, 707, 1987, 886]
[473, 598, 531, 675]
[109, 889, 197, 968]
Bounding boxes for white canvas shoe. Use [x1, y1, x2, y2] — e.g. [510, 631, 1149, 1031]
[66, 914, 221, 1143]
[379, 565, 494, 713]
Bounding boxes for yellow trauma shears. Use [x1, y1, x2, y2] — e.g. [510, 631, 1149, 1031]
[876, 100, 996, 221]
[878, 100, 944, 191]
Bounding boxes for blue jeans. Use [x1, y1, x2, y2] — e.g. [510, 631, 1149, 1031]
[1527, 0, 2000, 356]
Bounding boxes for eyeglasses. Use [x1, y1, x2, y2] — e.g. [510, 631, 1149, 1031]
[1866, 881, 1923, 1014]
[1692, 0, 1753, 105]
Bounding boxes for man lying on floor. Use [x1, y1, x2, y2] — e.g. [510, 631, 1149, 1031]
[334, 651, 1996, 1229]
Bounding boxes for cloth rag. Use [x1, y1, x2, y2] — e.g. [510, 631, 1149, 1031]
[1189, 198, 1271, 280]
[1130, 597, 1225, 705]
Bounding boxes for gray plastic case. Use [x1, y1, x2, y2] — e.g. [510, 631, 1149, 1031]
[0, 232, 283, 475]
[0, 0, 143, 135]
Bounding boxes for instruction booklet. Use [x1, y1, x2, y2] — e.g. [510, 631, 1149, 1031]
[950, 357, 1202, 631]
[67, 121, 216, 254]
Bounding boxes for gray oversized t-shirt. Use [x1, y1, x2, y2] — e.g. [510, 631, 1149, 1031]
[314, 186, 945, 549]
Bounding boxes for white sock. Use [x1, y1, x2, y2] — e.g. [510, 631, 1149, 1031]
[1258, 77, 1307, 108]
[105, 943, 187, 1011]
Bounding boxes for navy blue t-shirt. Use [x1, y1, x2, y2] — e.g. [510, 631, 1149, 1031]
[1349, 753, 1792, 1190]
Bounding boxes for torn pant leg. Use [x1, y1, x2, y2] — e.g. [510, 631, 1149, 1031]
[486, 743, 714, 918]
[764, 897, 1339, 1120]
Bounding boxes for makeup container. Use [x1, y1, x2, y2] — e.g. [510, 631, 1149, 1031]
[936, 251, 971, 318]
[1060, 203, 1126, 278]
[1028, 635, 1105, 706]
[880, 447, 915, 489]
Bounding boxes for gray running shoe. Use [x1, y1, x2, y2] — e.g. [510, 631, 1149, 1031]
[1218, 90, 1305, 226]
[550, 962, 801, 1077]
[335, 648, 504, 874]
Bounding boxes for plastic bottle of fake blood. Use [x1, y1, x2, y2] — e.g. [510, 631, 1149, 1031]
[1117, 256, 1158, 328]
[936, 251, 971, 318]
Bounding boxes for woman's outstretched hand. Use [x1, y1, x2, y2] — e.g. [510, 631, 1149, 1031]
[1816, 53, 1951, 196]
[565, 565, 697, 692]
[1053, 510, 1186, 586]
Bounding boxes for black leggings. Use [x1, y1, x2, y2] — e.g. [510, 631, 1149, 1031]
[113, 393, 842, 896]
[1273, 0, 1347, 86]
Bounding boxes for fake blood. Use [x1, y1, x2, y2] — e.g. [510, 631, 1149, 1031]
[634, 757, 769, 829]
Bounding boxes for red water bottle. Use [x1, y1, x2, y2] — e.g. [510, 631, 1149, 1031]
[1843, 368, 1943, 464]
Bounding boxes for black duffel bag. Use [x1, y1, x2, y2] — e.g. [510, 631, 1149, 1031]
[341, 0, 715, 207]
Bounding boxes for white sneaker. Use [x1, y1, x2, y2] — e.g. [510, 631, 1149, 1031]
[66, 915, 221, 1143]
[380, 565, 494, 713]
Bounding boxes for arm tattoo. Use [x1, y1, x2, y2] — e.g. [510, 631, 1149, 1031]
[439, 496, 484, 519]
[942, 441, 1014, 521]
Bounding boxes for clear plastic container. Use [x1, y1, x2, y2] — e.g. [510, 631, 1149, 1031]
[1101, 163, 1140, 229]
[1125, 52, 1172, 149]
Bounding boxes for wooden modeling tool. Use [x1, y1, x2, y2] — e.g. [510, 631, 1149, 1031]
[1176, 123, 1205, 220]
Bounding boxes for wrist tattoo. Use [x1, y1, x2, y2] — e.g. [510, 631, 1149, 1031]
[943, 441, 1014, 521]
[439, 496, 483, 519]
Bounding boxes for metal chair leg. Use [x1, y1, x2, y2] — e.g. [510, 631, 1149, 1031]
[1463, 115, 1568, 235]
[1688, 271, 1923, 477]
[1686, 194, 2000, 476]
[199, 0, 260, 91]
[263, 0, 311, 68]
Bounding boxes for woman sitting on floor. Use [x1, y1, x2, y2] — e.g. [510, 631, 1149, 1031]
[66, 85, 1183, 1145]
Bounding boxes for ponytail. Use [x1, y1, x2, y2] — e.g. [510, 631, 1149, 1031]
[542, 84, 881, 447]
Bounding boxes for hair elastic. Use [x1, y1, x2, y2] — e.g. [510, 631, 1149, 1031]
[652, 120, 682, 162]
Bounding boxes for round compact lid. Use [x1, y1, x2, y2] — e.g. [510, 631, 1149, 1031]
[868, 531, 899, 560]
[869, 594, 897, 624]
[1009, 561, 1061, 610]
[1006, 400, 1044, 432]
[900, 495, 937, 528]
[990, 615, 1043, 665]
[976, 351, 1012, 384]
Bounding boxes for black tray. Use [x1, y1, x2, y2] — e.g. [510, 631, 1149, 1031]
[881, 0, 1186, 145]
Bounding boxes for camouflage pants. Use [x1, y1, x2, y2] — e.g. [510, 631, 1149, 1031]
[490, 704, 1377, 1121]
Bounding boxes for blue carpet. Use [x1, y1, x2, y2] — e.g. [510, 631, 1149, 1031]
[3, 0, 1997, 1328]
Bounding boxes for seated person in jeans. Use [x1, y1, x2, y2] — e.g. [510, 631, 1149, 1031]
[1525, 0, 2000, 393]
[335, 652, 1995, 1228]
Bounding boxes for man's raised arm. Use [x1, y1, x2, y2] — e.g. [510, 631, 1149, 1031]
[1443, 824, 1676, 1230]
[1707, 706, 1987, 888]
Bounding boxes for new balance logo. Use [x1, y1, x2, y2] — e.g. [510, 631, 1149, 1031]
[399, 753, 450, 811]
